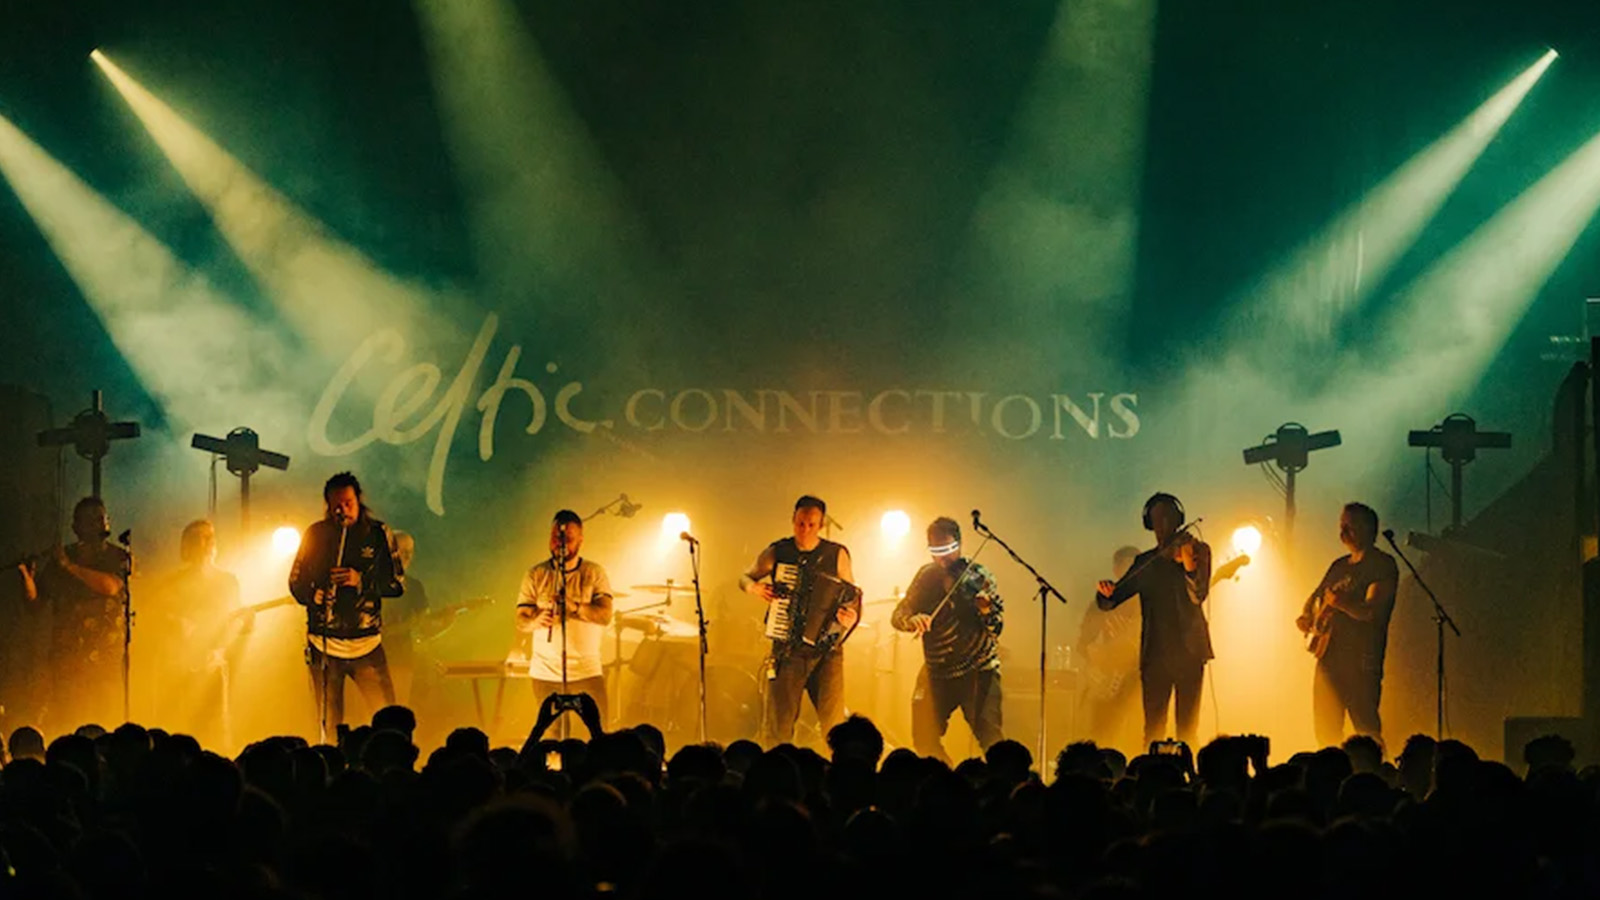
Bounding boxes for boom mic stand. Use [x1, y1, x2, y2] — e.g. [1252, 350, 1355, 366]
[554, 531, 571, 741]
[1385, 529, 1460, 737]
[320, 517, 348, 745]
[971, 512, 1067, 767]
[685, 535, 709, 744]
[116, 529, 134, 723]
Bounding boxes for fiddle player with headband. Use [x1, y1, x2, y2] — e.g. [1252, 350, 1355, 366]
[891, 516, 1005, 763]
[1095, 492, 1213, 749]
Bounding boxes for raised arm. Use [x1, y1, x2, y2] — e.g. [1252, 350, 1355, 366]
[890, 567, 931, 632]
[51, 547, 125, 599]
[1183, 540, 1213, 606]
[574, 566, 615, 625]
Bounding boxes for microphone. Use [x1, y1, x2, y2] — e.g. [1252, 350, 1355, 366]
[971, 510, 983, 531]
[116, 529, 131, 546]
[680, 532, 700, 546]
[1382, 528, 1396, 542]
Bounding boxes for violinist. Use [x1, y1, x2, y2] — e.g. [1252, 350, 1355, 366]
[1095, 492, 1212, 748]
[891, 516, 1004, 762]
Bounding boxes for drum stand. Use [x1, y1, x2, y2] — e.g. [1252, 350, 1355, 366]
[607, 597, 668, 728]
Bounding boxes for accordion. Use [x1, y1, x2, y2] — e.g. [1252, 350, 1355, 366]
[764, 570, 862, 654]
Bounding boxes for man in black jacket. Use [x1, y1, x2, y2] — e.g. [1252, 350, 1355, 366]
[1096, 492, 1212, 749]
[289, 472, 404, 737]
[891, 516, 1004, 762]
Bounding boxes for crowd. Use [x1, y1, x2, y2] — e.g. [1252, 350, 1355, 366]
[0, 695, 1594, 900]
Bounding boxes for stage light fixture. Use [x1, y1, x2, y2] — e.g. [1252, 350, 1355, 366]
[1232, 525, 1263, 557]
[272, 526, 301, 558]
[661, 512, 690, 539]
[881, 510, 911, 539]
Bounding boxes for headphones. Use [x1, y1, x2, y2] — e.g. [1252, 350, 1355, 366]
[1142, 492, 1186, 531]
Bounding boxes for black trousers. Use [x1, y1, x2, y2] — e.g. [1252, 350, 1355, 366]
[1314, 657, 1382, 748]
[766, 647, 845, 745]
[307, 642, 396, 735]
[912, 666, 1003, 763]
[1140, 655, 1206, 749]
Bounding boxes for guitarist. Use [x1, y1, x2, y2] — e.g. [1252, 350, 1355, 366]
[1078, 546, 1143, 749]
[1296, 502, 1398, 749]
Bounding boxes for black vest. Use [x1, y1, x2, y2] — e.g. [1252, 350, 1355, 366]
[768, 537, 844, 594]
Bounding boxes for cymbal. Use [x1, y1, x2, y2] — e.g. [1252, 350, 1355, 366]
[609, 590, 631, 599]
[630, 581, 692, 593]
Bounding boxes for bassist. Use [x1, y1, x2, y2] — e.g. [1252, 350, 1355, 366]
[1297, 502, 1399, 749]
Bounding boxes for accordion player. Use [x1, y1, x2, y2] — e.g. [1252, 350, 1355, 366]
[764, 568, 863, 656]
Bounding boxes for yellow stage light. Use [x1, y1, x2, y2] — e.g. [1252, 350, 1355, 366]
[881, 510, 911, 539]
[272, 526, 301, 558]
[661, 512, 691, 539]
[1232, 525, 1263, 557]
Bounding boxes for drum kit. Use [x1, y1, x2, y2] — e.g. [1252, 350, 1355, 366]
[608, 580, 761, 744]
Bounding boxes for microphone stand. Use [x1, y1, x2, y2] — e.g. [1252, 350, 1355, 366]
[116, 531, 134, 724]
[973, 516, 1067, 767]
[686, 537, 709, 744]
[321, 518, 348, 745]
[554, 533, 571, 741]
[1385, 531, 1460, 737]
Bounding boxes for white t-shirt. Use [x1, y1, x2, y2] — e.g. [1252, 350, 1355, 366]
[309, 634, 382, 660]
[511, 558, 613, 682]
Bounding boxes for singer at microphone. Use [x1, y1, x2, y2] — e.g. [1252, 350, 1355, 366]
[512, 509, 617, 724]
[1295, 502, 1399, 749]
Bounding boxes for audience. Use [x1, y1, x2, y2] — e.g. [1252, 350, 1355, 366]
[0, 704, 1594, 899]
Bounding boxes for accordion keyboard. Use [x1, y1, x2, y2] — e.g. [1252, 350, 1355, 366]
[764, 595, 794, 641]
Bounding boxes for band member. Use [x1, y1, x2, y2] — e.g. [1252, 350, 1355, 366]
[741, 495, 860, 745]
[1077, 546, 1143, 749]
[289, 472, 404, 734]
[151, 520, 241, 740]
[1297, 502, 1399, 748]
[20, 497, 130, 728]
[1096, 492, 1212, 748]
[891, 516, 1004, 762]
[383, 530, 431, 703]
[512, 510, 615, 722]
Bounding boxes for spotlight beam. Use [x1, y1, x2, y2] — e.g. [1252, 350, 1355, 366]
[0, 111, 305, 439]
[90, 51, 459, 356]
[1227, 49, 1557, 358]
